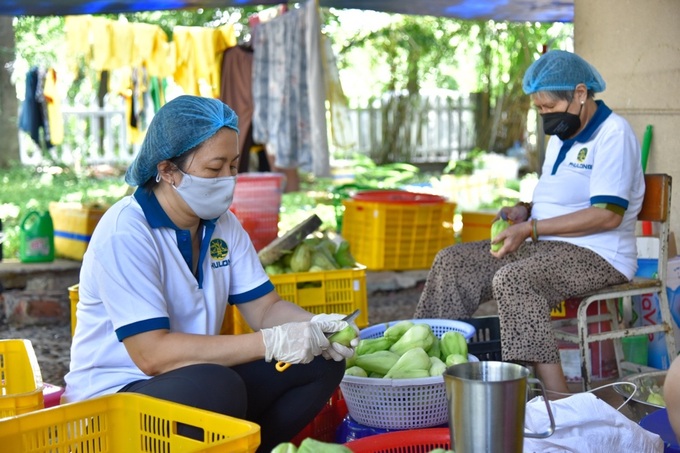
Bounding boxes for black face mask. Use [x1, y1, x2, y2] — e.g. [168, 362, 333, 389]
[541, 99, 583, 140]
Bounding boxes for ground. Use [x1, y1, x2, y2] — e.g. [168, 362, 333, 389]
[3, 276, 634, 423]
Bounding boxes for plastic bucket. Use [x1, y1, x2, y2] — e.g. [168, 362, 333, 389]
[622, 335, 649, 366]
[19, 211, 55, 263]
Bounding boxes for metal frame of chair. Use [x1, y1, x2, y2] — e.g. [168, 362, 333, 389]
[552, 173, 677, 390]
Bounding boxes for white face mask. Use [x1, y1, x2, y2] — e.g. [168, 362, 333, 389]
[173, 170, 237, 219]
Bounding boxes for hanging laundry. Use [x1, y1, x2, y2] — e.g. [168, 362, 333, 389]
[19, 67, 55, 149]
[220, 44, 257, 172]
[172, 25, 236, 98]
[252, 0, 330, 177]
[42, 68, 64, 146]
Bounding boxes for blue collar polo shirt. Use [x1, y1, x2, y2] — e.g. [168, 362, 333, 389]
[531, 101, 645, 280]
[63, 188, 273, 403]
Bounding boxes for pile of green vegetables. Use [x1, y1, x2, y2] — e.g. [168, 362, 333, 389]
[263, 235, 357, 275]
[345, 321, 469, 379]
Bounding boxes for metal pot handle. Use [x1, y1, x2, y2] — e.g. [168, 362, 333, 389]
[524, 377, 556, 439]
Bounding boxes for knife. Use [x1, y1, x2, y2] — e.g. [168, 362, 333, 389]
[275, 309, 361, 372]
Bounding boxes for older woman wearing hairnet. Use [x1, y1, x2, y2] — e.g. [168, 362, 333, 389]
[63, 95, 357, 452]
[415, 50, 645, 396]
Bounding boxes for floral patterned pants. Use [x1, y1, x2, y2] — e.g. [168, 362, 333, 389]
[414, 240, 628, 363]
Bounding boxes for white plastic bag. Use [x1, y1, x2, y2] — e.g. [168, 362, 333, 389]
[523, 392, 663, 452]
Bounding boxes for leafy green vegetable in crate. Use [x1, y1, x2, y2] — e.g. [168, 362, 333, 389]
[311, 244, 340, 270]
[334, 240, 357, 268]
[290, 242, 313, 272]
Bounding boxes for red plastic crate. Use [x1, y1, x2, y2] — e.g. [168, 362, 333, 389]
[345, 428, 450, 452]
[291, 388, 347, 445]
[230, 173, 284, 251]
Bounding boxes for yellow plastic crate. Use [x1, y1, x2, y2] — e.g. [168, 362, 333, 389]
[341, 193, 456, 271]
[0, 340, 45, 419]
[69, 284, 79, 337]
[461, 211, 496, 243]
[221, 266, 369, 335]
[49, 202, 107, 261]
[0, 393, 261, 452]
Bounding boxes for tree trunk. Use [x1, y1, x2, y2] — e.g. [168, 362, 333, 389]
[0, 16, 20, 168]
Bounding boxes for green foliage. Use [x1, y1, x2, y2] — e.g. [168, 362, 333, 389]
[443, 148, 486, 176]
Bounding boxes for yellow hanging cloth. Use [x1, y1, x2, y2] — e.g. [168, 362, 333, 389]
[172, 25, 235, 97]
[43, 68, 64, 146]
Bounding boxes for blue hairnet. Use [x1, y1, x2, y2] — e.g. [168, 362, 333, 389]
[522, 50, 606, 95]
[125, 95, 239, 186]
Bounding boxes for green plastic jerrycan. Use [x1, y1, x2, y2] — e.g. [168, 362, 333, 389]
[19, 210, 55, 263]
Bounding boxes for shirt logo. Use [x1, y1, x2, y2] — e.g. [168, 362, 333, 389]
[568, 147, 592, 169]
[577, 147, 588, 162]
[210, 238, 231, 269]
[210, 239, 229, 260]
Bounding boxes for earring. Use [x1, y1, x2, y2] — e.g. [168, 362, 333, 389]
[155, 173, 161, 183]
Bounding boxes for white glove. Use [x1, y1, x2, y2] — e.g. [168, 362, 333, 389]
[261, 322, 330, 364]
[311, 313, 360, 362]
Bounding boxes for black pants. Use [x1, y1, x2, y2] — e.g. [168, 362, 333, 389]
[118, 357, 344, 452]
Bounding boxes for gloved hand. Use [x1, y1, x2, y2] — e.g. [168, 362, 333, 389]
[261, 321, 330, 364]
[311, 313, 360, 362]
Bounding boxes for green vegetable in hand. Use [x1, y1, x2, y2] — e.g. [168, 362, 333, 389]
[328, 324, 358, 347]
[389, 324, 435, 356]
[355, 350, 400, 375]
[384, 347, 431, 379]
[490, 218, 511, 252]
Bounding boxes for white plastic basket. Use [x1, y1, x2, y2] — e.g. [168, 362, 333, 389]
[340, 319, 477, 430]
[360, 318, 475, 341]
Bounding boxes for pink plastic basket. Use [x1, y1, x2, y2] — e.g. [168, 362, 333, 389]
[230, 173, 284, 251]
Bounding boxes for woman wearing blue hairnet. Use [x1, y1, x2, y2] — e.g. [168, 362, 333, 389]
[63, 95, 357, 452]
[415, 50, 645, 397]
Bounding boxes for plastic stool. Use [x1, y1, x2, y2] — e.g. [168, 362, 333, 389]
[43, 383, 65, 408]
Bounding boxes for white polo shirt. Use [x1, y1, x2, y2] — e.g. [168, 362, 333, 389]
[531, 101, 645, 279]
[63, 188, 273, 402]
